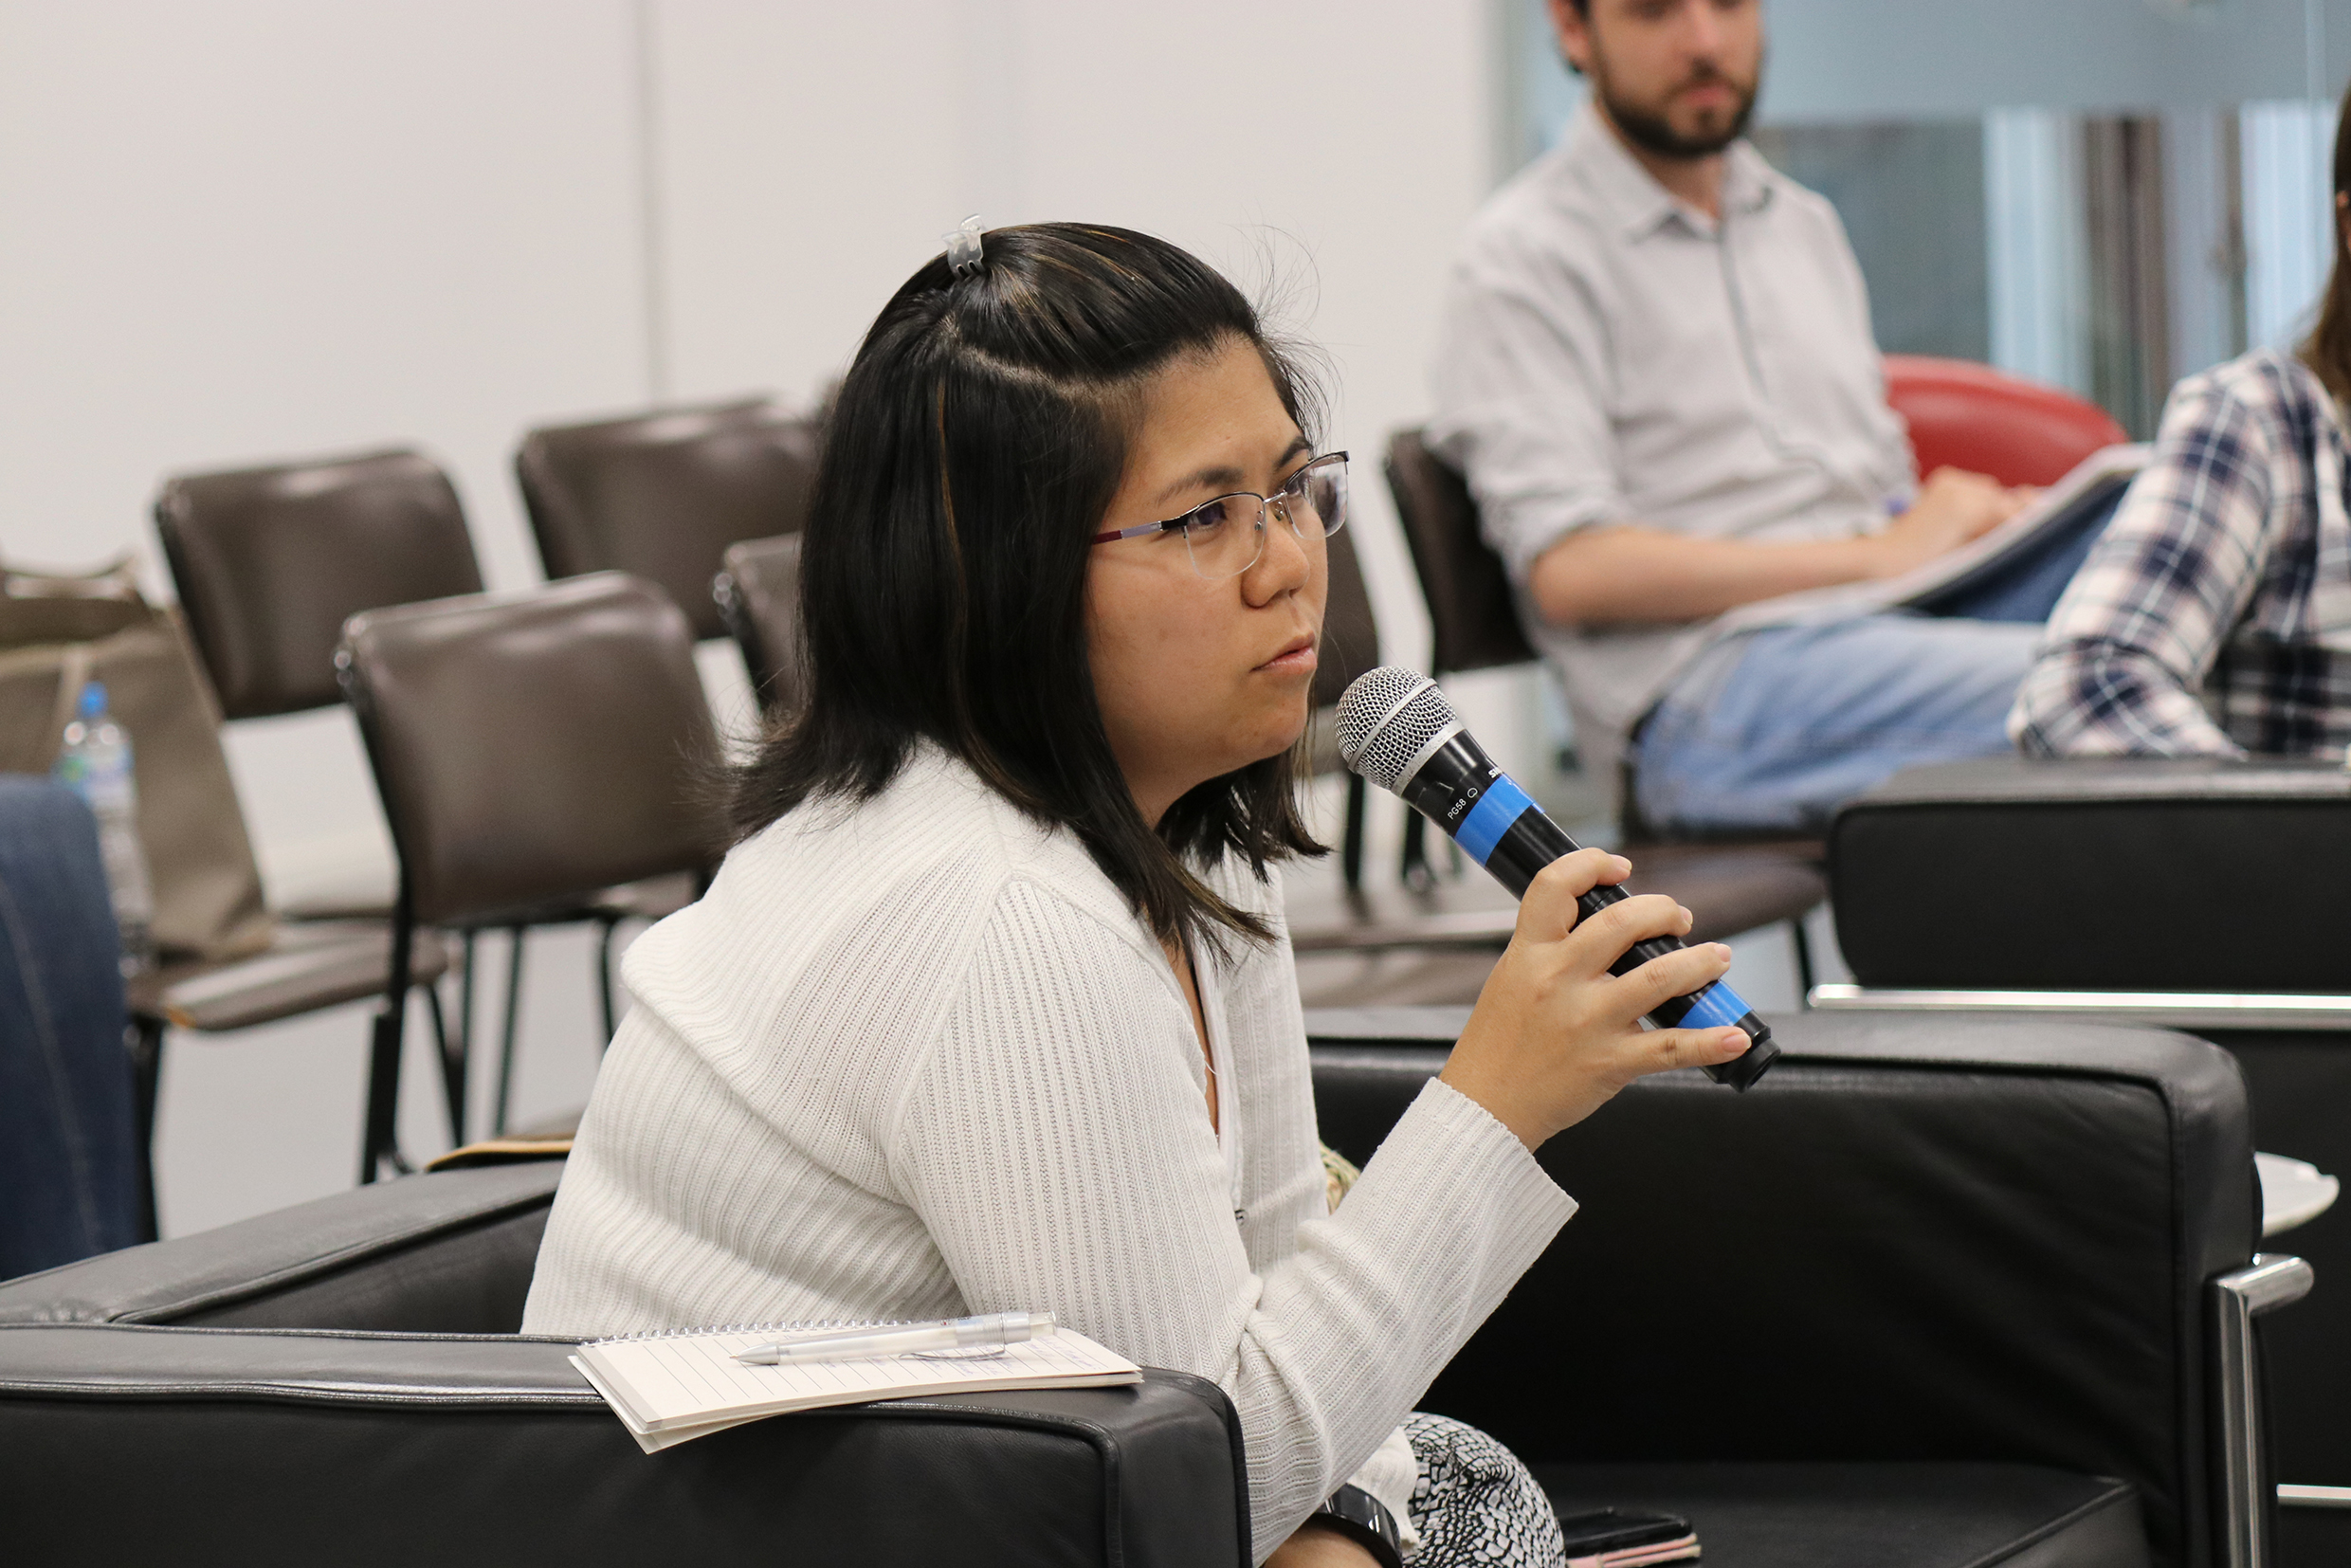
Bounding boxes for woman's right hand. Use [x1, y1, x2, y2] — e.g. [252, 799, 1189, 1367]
[1439, 849, 1752, 1151]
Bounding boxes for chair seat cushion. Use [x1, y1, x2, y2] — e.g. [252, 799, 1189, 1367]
[131, 920, 450, 1032]
[1619, 840, 1825, 944]
[1532, 1462, 2146, 1568]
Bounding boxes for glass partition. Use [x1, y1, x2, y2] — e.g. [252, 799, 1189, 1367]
[1503, 0, 2349, 435]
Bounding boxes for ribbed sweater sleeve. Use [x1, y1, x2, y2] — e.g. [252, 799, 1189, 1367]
[894, 879, 1576, 1557]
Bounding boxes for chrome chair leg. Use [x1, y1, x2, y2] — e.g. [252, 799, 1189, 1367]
[2214, 1253, 2316, 1568]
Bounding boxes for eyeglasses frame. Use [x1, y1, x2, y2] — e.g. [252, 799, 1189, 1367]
[1087, 450, 1350, 578]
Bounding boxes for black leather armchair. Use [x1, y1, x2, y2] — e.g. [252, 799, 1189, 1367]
[0, 1160, 1246, 1567]
[1817, 754, 2351, 1540]
[1310, 1008, 2297, 1568]
[0, 1011, 2295, 1568]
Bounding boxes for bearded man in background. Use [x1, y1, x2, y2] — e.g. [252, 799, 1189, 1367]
[1430, 0, 2062, 835]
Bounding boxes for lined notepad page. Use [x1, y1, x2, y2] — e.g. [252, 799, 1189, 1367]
[574, 1324, 1140, 1449]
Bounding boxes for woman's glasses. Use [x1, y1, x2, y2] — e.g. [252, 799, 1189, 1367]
[1090, 452, 1349, 581]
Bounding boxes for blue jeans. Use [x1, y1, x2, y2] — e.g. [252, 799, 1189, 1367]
[0, 777, 139, 1278]
[1631, 492, 2118, 834]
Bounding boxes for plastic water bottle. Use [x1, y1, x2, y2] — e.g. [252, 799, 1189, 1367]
[52, 681, 155, 975]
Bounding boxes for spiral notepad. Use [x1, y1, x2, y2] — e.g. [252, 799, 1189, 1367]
[571, 1319, 1142, 1453]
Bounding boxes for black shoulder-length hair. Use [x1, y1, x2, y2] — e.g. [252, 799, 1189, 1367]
[731, 223, 1327, 949]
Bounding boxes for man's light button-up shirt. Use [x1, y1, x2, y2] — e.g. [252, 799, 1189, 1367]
[1429, 101, 1913, 781]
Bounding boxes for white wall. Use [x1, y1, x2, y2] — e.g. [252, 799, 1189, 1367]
[0, 0, 1503, 1233]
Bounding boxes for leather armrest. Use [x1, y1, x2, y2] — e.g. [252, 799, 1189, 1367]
[1308, 1008, 2254, 1568]
[0, 1161, 564, 1329]
[0, 1323, 1246, 1568]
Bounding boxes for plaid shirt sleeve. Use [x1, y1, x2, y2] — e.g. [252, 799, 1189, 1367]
[2009, 374, 2286, 757]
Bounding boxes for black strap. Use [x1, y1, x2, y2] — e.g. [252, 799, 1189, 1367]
[1312, 1483, 1404, 1568]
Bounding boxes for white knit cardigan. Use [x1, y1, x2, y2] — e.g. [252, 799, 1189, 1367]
[522, 746, 1576, 1554]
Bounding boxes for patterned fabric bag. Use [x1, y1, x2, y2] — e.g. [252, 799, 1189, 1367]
[1404, 1412, 1569, 1567]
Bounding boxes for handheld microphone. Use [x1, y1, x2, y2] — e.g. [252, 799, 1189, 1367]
[1335, 667, 1777, 1090]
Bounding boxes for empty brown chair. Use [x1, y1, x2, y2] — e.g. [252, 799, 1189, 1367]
[714, 533, 807, 719]
[1382, 429, 1826, 985]
[157, 449, 484, 720]
[158, 448, 682, 1165]
[517, 399, 819, 641]
[138, 450, 468, 1185]
[337, 573, 725, 1180]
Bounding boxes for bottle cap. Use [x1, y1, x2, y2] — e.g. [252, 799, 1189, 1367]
[78, 682, 106, 720]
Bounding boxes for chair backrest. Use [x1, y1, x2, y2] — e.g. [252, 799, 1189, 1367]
[1298, 526, 1386, 796]
[1830, 754, 2351, 991]
[1884, 355, 2129, 488]
[337, 574, 724, 928]
[155, 449, 484, 720]
[1311, 525, 1381, 713]
[714, 533, 805, 719]
[1384, 429, 1538, 677]
[515, 399, 819, 641]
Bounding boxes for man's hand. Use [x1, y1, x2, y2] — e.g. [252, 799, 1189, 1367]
[1866, 466, 2034, 579]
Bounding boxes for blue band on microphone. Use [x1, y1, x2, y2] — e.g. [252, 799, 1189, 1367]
[1452, 774, 1535, 866]
[1676, 982, 1753, 1032]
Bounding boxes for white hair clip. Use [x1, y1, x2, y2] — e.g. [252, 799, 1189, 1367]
[944, 214, 984, 280]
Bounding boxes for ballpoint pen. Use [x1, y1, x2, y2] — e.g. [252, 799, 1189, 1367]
[732, 1310, 1056, 1365]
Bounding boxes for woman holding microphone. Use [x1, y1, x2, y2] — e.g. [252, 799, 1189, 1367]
[523, 222, 1749, 1566]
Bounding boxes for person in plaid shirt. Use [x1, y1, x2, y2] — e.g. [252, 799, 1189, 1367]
[2012, 86, 2351, 760]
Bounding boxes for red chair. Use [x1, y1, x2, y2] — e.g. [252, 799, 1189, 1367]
[1883, 355, 2127, 488]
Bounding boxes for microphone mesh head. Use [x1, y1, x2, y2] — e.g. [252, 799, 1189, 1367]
[1336, 666, 1459, 793]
